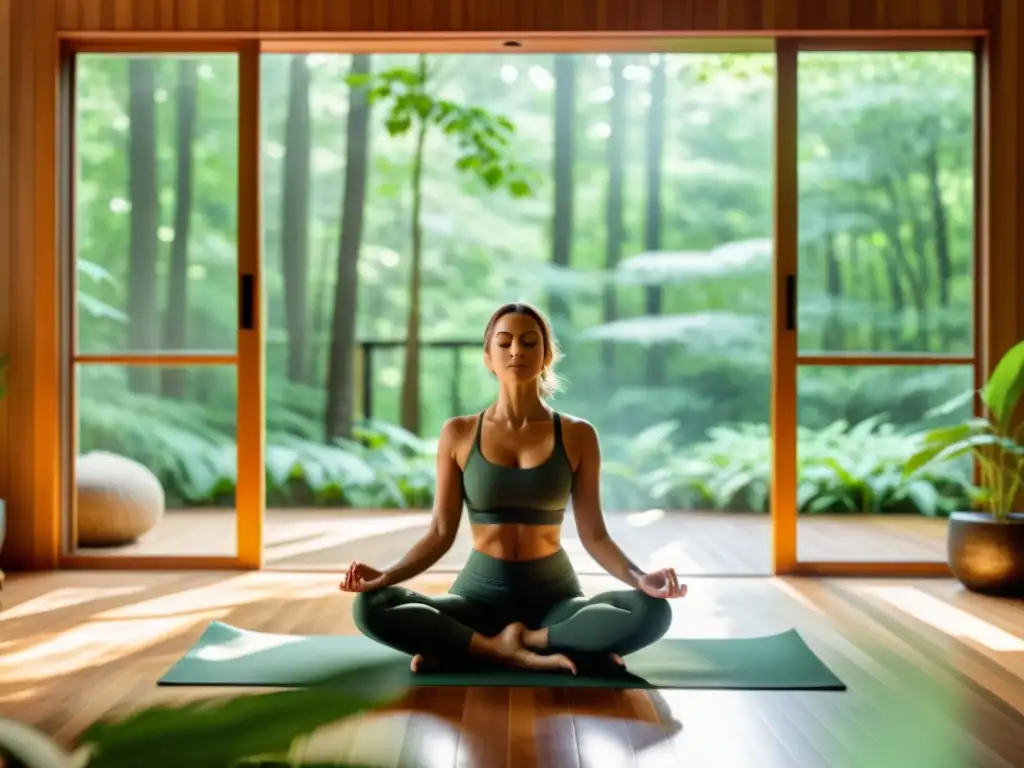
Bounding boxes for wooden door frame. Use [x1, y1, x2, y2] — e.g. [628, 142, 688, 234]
[52, 37, 264, 570]
[31, 29, 998, 576]
[772, 35, 985, 577]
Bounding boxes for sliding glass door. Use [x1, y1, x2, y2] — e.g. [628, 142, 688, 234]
[54, 35, 984, 576]
[773, 39, 980, 575]
[257, 40, 779, 576]
[61, 44, 263, 568]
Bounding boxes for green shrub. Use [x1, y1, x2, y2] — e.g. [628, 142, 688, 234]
[79, 390, 435, 509]
[602, 416, 973, 516]
[79, 388, 972, 516]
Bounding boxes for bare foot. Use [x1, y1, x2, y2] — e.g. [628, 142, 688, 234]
[481, 623, 577, 675]
[610, 654, 625, 667]
[410, 654, 439, 673]
[520, 627, 547, 651]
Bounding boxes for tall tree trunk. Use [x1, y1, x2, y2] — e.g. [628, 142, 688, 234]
[881, 179, 929, 349]
[549, 54, 575, 331]
[602, 56, 627, 376]
[161, 60, 198, 399]
[309, 236, 332, 384]
[853, 236, 884, 351]
[643, 54, 666, 385]
[399, 55, 429, 436]
[127, 59, 159, 394]
[822, 234, 845, 351]
[902, 175, 933, 352]
[324, 54, 372, 442]
[281, 55, 312, 383]
[880, 234, 908, 351]
[925, 143, 953, 349]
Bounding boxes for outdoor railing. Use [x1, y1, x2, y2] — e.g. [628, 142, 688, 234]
[267, 337, 480, 433]
[356, 338, 479, 424]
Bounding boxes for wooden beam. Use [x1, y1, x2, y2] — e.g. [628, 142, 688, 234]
[32, 0, 60, 569]
[0, 0, 10, 532]
[51, 1, 989, 34]
[981, 0, 1024, 512]
[2, 0, 39, 570]
[236, 40, 264, 569]
[771, 38, 798, 575]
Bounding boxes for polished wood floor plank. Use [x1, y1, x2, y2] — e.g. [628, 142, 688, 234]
[71, 508, 949, 575]
[2, 571, 1023, 767]
[777, 578, 1022, 768]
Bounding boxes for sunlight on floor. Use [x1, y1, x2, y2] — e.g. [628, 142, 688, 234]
[293, 712, 459, 768]
[0, 611, 225, 682]
[0, 586, 148, 621]
[771, 579, 826, 616]
[0, 686, 42, 704]
[96, 572, 335, 620]
[0, 573, 341, 682]
[265, 514, 431, 562]
[646, 540, 703, 575]
[626, 508, 666, 527]
[576, 718, 635, 766]
[655, 691, 768, 766]
[195, 628, 305, 661]
[860, 585, 1024, 652]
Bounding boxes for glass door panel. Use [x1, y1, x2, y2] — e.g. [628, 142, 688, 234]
[792, 48, 977, 566]
[69, 52, 244, 559]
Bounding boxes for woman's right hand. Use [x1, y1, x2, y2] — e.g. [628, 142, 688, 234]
[340, 561, 387, 592]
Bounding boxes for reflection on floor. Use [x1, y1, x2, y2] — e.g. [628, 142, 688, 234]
[1, 571, 1022, 767]
[76, 508, 949, 573]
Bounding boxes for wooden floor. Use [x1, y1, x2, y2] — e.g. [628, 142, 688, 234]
[1, 570, 1022, 767]
[75, 508, 949, 574]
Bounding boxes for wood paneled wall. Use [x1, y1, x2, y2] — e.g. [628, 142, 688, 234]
[985, 0, 1023, 399]
[0, 0, 10, 551]
[1, 0, 59, 571]
[49, 0, 986, 34]
[0, 0, 1021, 570]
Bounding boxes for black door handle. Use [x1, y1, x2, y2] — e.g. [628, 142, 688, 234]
[785, 274, 796, 331]
[240, 273, 255, 330]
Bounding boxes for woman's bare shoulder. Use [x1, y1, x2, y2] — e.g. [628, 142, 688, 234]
[440, 413, 483, 464]
[443, 413, 481, 434]
[554, 412, 599, 468]
[556, 411, 598, 436]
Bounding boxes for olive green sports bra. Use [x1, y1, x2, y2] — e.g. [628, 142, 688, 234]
[462, 410, 575, 526]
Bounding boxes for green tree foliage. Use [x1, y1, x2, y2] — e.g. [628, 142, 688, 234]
[347, 54, 536, 434]
[71, 50, 983, 517]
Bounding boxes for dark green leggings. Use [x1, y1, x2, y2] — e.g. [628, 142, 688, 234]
[352, 549, 672, 661]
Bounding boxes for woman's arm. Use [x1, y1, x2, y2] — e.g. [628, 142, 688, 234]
[570, 421, 647, 589]
[376, 418, 466, 587]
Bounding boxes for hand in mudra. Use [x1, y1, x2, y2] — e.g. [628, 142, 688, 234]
[340, 561, 386, 593]
[638, 568, 687, 599]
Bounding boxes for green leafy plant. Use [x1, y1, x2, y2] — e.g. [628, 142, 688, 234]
[904, 338, 1024, 521]
[78, 384, 436, 509]
[347, 55, 536, 436]
[0, 657, 411, 768]
[603, 417, 972, 516]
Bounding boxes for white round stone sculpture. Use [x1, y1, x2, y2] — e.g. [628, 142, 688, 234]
[76, 451, 165, 546]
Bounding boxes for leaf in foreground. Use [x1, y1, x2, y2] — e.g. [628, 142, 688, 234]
[77, 659, 411, 768]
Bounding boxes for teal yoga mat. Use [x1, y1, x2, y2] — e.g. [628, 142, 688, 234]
[159, 622, 846, 691]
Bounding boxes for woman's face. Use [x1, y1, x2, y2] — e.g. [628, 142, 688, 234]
[486, 312, 547, 386]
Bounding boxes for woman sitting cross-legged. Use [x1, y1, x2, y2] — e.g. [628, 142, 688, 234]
[340, 302, 686, 674]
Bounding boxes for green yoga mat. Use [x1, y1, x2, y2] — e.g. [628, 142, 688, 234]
[159, 621, 845, 691]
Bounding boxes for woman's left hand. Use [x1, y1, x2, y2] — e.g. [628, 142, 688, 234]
[638, 568, 687, 599]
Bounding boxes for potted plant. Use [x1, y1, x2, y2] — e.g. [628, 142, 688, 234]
[905, 339, 1024, 595]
